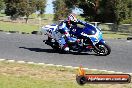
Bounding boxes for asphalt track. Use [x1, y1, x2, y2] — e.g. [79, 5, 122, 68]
[0, 32, 132, 73]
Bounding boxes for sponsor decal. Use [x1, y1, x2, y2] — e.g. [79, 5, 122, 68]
[76, 66, 131, 85]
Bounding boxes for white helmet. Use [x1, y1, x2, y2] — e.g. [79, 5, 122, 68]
[67, 14, 77, 23]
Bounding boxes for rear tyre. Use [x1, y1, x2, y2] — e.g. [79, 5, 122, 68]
[51, 43, 60, 51]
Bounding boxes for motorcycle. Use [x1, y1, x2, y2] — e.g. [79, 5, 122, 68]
[41, 23, 111, 56]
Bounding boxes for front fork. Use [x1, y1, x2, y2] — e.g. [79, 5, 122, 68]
[93, 39, 106, 52]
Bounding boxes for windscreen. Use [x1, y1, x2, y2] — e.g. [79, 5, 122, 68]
[83, 25, 97, 35]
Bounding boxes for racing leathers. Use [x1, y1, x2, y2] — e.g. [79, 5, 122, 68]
[55, 19, 89, 51]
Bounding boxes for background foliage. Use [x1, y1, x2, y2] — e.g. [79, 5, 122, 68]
[53, 0, 132, 24]
[0, 0, 5, 11]
[3, 0, 46, 22]
[53, 0, 73, 21]
[0, 0, 131, 24]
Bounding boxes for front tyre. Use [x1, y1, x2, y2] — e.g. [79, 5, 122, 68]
[94, 43, 111, 56]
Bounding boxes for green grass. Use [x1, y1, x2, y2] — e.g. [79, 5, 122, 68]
[0, 13, 6, 17]
[0, 61, 131, 88]
[0, 21, 39, 33]
[0, 20, 131, 38]
[0, 13, 131, 38]
[102, 31, 131, 39]
[0, 14, 54, 33]
[29, 13, 54, 20]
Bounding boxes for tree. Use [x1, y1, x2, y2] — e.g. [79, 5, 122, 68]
[36, 0, 46, 15]
[53, 0, 132, 25]
[0, 0, 5, 11]
[115, 0, 131, 24]
[64, 0, 101, 21]
[127, 0, 132, 18]
[18, 0, 37, 23]
[53, 0, 73, 21]
[4, 0, 46, 22]
[65, 0, 132, 24]
[99, 0, 130, 24]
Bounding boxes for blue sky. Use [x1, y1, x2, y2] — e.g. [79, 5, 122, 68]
[45, 0, 54, 14]
[45, 0, 83, 14]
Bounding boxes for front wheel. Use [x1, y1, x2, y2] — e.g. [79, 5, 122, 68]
[93, 43, 111, 56]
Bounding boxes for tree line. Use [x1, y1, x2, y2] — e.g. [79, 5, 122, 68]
[0, 0, 46, 23]
[53, 0, 132, 24]
[0, 0, 132, 24]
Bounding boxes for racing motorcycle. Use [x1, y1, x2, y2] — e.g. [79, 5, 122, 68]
[41, 23, 111, 56]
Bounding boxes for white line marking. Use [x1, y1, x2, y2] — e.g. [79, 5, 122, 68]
[0, 59, 5, 61]
[46, 64, 55, 66]
[17, 61, 26, 64]
[37, 63, 45, 65]
[83, 68, 89, 70]
[27, 62, 35, 64]
[0, 59, 132, 74]
[114, 72, 123, 74]
[88, 69, 100, 71]
[6, 33, 11, 34]
[64, 66, 73, 68]
[56, 65, 63, 67]
[73, 67, 79, 69]
[7, 60, 15, 62]
[126, 41, 131, 42]
[107, 71, 116, 73]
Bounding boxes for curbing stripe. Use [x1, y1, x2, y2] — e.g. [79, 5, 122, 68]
[0, 59, 6, 61]
[64, 66, 73, 68]
[106, 71, 117, 73]
[0, 59, 132, 75]
[99, 70, 108, 72]
[126, 41, 131, 42]
[88, 69, 99, 71]
[37, 63, 45, 65]
[6, 33, 11, 34]
[113, 72, 123, 74]
[17, 61, 26, 64]
[27, 62, 35, 64]
[46, 64, 55, 66]
[7, 60, 15, 63]
[128, 73, 132, 75]
[73, 67, 79, 69]
[56, 65, 63, 67]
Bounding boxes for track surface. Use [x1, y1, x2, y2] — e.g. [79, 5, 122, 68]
[0, 32, 132, 73]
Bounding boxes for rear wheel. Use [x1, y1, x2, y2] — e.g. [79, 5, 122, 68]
[51, 42, 60, 51]
[45, 37, 60, 51]
[94, 43, 111, 56]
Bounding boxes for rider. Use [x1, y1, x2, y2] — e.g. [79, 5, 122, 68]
[56, 14, 90, 52]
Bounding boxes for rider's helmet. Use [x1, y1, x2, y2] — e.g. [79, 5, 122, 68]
[67, 14, 77, 27]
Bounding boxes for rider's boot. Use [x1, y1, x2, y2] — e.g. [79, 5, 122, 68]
[63, 44, 69, 52]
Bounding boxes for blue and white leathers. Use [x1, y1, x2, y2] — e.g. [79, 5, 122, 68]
[56, 19, 90, 48]
[56, 21, 76, 48]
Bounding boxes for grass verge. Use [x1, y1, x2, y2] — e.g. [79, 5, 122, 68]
[0, 61, 131, 88]
[0, 14, 131, 38]
[102, 31, 131, 39]
[0, 21, 39, 34]
[0, 20, 131, 38]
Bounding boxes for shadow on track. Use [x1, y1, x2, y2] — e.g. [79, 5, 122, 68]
[19, 47, 57, 53]
[19, 47, 96, 56]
